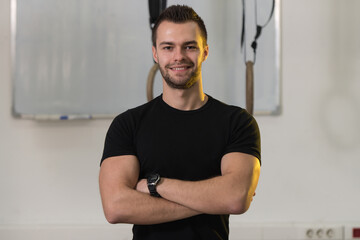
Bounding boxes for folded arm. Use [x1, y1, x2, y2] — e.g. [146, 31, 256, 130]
[137, 152, 260, 215]
[99, 155, 201, 225]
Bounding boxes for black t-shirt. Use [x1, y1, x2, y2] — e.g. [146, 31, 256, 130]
[101, 95, 261, 240]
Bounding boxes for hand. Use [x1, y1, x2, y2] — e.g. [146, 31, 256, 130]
[136, 179, 149, 194]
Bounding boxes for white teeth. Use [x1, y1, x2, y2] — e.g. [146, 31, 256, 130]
[173, 67, 185, 70]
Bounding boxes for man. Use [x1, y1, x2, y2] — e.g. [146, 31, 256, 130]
[99, 5, 261, 240]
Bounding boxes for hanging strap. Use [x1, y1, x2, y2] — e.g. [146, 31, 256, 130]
[241, 0, 275, 63]
[246, 61, 254, 115]
[240, 0, 246, 54]
[251, 0, 275, 59]
[146, 0, 167, 101]
[241, 0, 275, 114]
[148, 0, 167, 29]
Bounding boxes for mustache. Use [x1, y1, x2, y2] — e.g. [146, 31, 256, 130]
[166, 61, 194, 68]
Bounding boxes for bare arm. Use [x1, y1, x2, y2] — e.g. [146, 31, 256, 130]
[137, 152, 260, 215]
[99, 155, 201, 225]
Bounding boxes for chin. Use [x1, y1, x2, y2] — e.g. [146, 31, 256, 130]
[165, 78, 197, 90]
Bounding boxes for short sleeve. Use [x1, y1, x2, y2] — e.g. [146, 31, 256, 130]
[224, 109, 261, 165]
[100, 111, 136, 165]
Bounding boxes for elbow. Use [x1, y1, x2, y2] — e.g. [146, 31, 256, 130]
[104, 209, 121, 224]
[226, 191, 250, 215]
[103, 203, 131, 224]
[105, 215, 118, 225]
[227, 201, 248, 215]
[105, 211, 120, 224]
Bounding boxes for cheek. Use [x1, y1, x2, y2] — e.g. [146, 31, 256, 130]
[195, 56, 203, 65]
[159, 58, 167, 66]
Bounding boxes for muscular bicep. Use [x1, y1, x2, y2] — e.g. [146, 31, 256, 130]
[99, 155, 140, 189]
[99, 155, 140, 220]
[221, 152, 260, 179]
[221, 152, 261, 211]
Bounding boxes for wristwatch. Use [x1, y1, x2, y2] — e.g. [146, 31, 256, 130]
[147, 173, 161, 197]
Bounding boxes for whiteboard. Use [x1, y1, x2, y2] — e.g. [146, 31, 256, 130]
[11, 0, 281, 119]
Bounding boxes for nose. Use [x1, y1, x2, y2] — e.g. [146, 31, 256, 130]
[173, 47, 185, 62]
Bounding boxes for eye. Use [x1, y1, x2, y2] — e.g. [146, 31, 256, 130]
[163, 46, 173, 50]
[185, 45, 197, 50]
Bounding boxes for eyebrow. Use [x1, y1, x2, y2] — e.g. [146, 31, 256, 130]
[159, 41, 199, 46]
[159, 41, 175, 46]
[183, 41, 198, 46]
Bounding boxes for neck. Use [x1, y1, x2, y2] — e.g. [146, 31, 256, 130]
[162, 79, 207, 111]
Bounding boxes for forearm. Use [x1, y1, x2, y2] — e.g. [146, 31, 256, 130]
[157, 175, 248, 215]
[103, 187, 201, 225]
[155, 153, 260, 215]
[99, 156, 201, 225]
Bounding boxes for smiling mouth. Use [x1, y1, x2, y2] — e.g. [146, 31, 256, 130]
[168, 64, 193, 71]
[171, 67, 189, 71]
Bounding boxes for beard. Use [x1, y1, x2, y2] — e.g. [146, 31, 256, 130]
[159, 61, 201, 89]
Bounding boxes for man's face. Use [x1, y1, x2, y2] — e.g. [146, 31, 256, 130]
[152, 21, 208, 89]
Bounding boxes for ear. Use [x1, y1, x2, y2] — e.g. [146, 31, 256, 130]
[202, 44, 209, 62]
[152, 46, 158, 63]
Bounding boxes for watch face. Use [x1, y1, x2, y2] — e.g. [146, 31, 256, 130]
[147, 174, 161, 197]
[148, 174, 160, 185]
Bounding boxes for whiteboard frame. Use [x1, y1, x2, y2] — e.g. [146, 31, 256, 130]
[11, 0, 281, 120]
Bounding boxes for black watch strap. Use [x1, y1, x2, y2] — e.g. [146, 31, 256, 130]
[147, 173, 161, 197]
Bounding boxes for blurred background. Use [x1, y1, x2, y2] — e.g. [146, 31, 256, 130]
[1, 0, 359, 239]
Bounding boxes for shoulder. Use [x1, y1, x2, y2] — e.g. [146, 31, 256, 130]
[112, 95, 162, 124]
[105, 96, 161, 140]
[209, 96, 253, 122]
[209, 96, 261, 162]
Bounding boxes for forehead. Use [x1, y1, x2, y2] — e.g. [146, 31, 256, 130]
[156, 21, 203, 45]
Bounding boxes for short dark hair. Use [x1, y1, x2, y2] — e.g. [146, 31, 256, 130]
[151, 5, 208, 47]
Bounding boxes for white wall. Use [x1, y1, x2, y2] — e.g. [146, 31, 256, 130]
[251, 0, 360, 223]
[1, 0, 360, 236]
